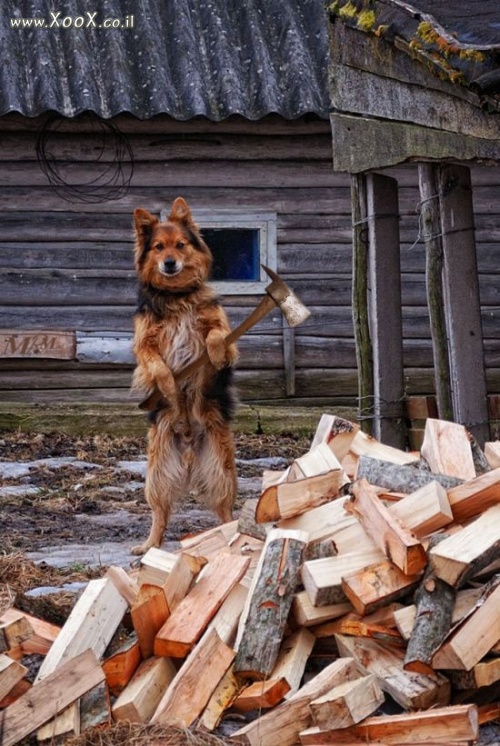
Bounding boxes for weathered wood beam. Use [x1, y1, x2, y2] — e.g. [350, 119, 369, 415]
[366, 173, 406, 448]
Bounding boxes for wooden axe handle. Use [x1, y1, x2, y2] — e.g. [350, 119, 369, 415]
[139, 293, 276, 411]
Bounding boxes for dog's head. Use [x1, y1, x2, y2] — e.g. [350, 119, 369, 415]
[133, 198, 212, 292]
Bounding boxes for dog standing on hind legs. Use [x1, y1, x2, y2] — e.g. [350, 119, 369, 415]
[130, 197, 238, 556]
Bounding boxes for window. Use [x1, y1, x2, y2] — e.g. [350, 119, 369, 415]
[160, 209, 277, 294]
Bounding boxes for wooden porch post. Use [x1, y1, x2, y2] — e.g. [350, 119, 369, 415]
[366, 173, 406, 448]
[438, 164, 489, 445]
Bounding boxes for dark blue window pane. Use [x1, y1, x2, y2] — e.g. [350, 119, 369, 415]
[202, 229, 260, 281]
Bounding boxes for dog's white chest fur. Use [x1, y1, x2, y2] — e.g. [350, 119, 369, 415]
[162, 313, 203, 374]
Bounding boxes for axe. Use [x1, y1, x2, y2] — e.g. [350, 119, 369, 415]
[138, 265, 311, 411]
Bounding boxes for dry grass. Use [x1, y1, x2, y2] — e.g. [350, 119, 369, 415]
[66, 723, 239, 746]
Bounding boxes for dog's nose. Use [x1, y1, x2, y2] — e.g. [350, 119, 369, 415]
[162, 258, 178, 274]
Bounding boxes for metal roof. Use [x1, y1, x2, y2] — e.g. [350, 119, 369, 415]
[0, 0, 330, 120]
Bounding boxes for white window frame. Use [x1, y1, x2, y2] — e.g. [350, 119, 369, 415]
[160, 208, 277, 295]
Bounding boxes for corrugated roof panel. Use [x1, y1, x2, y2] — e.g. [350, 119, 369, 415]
[0, 0, 330, 120]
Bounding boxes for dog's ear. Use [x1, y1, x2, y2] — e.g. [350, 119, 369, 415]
[134, 208, 158, 244]
[168, 197, 194, 226]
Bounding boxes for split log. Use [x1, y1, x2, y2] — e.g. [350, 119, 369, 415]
[393, 587, 483, 641]
[431, 577, 500, 671]
[197, 666, 241, 731]
[102, 634, 141, 696]
[309, 673, 384, 730]
[341, 559, 421, 616]
[112, 657, 177, 723]
[310, 414, 359, 459]
[256, 470, 348, 523]
[0, 654, 27, 700]
[421, 419, 476, 480]
[232, 657, 362, 746]
[404, 536, 456, 675]
[0, 650, 104, 746]
[349, 430, 419, 465]
[0, 610, 33, 651]
[0, 608, 59, 657]
[446, 466, 500, 522]
[292, 442, 345, 479]
[335, 634, 450, 710]
[163, 552, 205, 611]
[447, 658, 500, 691]
[152, 628, 235, 728]
[469, 434, 491, 476]
[271, 628, 316, 697]
[234, 528, 308, 680]
[0, 679, 31, 708]
[232, 678, 291, 712]
[180, 521, 238, 558]
[292, 590, 353, 628]
[347, 479, 427, 575]
[389, 481, 453, 538]
[237, 499, 271, 541]
[229, 533, 264, 585]
[429, 504, 500, 587]
[138, 548, 178, 587]
[208, 582, 248, 646]
[106, 565, 139, 605]
[316, 615, 403, 646]
[356, 455, 463, 492]
[299, 703, 478, 745]
[302, 548, 384, 606]
[131, 583, 170, 659]
[155, 552, 249, 658]
[484, 441, 500, 469]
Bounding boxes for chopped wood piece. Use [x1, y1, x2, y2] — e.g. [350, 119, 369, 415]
[237, 498, 271, 541]
[229, 533, 264, 584]
[356, 455, 463, 493]
[256, 470, 348, 523]
[309, 673, 384, 730]
[389, 481, 453, 538]
[421, 418, 476, 480]
[484, 441, 500, 469]
[155, 552, 249, 658]
[102, 634, 141, 696]
[197, 666, 241, 731]
[272, 629, 315, 698]
[304, 538, 337, 562]
[429, 504, 500, 587]
[469, 434, 491, 476]
[232, 657, 362, 746]
[152, 628, 235, 728]
[112, 657, 177, 723]
[404, 536, 456, 675]
[234, 529, 308, 680]
[0, 608, 59, 657]
[349, 431, 419, 465]
[79, 681, 111, 732]
[163, 552, 205, 611]
[138, 547, 178, 587]
[0, 610, 33, 650]
[279, 497, 355, 545]
[431, 577, 500, 671]
[347, 479, 427, 575]
[394, 586, 483, 641]
[208, 582, 248, 646]
[0, 650, 105, 746]
[180, 522, 237, 559]
[0, 678, 31, 708]
[447, 658, 500, 690]
[447, 466, 500, 522]
[293, 443, 344, 479]
[310, 414, 358, 458]
[299, 703, 478, 745]
[316, 615, 404, 645]
[0, 654, 27, 701]
[131, 583, 170, 659]
[302, 548, 384, 607]
[341, 559, 421, 616]
[292, 590, 353, 628]
[335, 634, 450, 710]
[478, 702, 500, 725]
[35, 577, 128, 682]
[106, 565, 139, 605]
[232, 678, 291, 712]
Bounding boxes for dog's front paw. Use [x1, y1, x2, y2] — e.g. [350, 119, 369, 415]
[206, 330, 229, 370]
[131, 540, 157, 556]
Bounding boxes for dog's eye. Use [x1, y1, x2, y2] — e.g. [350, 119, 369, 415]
[175, 241, 186, 250]
[153, 243, 163, 252]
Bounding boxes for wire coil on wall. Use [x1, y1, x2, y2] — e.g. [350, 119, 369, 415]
[36, 112, 134, 204]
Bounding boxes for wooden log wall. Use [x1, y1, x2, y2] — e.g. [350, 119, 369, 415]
[0, 113, 499, 409]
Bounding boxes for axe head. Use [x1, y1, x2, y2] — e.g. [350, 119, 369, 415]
[262, 265, 311, 327]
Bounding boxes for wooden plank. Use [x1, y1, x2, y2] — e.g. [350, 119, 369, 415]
[421, 419, 476, 480]
[154, 553, 249, 658]
[112, 657, 177, 723]
[309, 674, 384, 730]
[232, 657, 362, 746]
[366, 173, 406, 448]
[439, 164, 489, 446]
[335, 634, 450, 711]
[152, 628, 235, 728]
[0, 330, 75, 359]
[347, 479, 427, 576]
[429, 504, 500, 587]
[0, 650, 105, 746]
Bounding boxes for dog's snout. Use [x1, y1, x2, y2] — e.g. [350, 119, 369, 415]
[162, 257, 179, 274]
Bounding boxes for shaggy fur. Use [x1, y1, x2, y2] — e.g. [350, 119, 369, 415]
[131, 197, 238, 555]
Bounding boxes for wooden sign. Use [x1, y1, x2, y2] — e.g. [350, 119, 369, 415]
[0, 330, 75, 359]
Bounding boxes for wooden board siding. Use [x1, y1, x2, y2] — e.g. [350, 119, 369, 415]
[0, 114, 499, 408]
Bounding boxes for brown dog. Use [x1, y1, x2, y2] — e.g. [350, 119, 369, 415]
[131, 197, 238, 555]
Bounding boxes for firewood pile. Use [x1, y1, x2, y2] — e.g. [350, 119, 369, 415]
[1, 415, 500, 746]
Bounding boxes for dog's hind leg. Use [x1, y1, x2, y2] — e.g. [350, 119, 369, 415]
[191, 422, 237, 524]
[131, 419, 185, 555]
